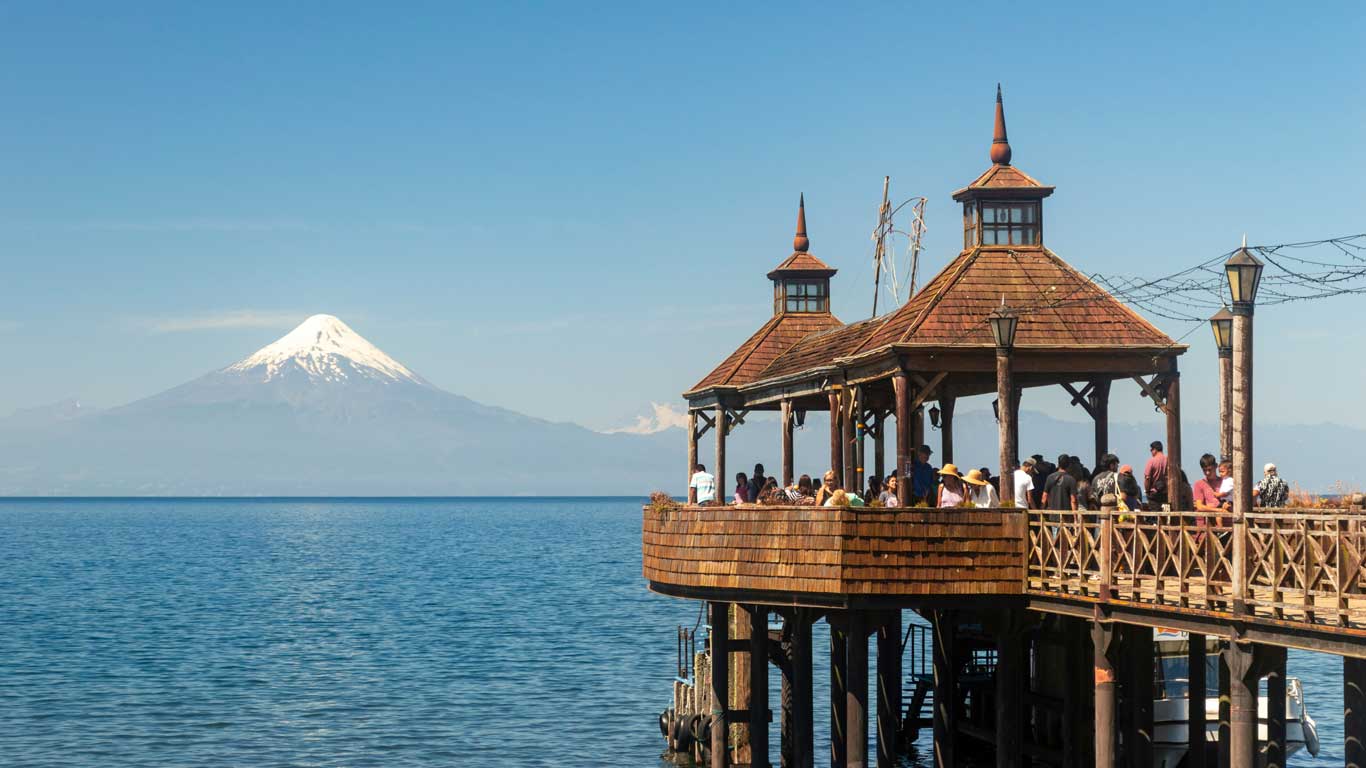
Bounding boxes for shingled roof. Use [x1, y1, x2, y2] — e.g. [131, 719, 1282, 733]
[689, 312, 843, 392]
[852, 247, 1176, 353]
[756, 317, 885, 381]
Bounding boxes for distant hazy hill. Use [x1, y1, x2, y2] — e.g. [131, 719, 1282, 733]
[0, 315, 1357, 495]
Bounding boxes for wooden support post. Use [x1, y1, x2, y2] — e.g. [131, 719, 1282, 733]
[1091, 379, 1111, 470]
[912, 406, 925, 455]
[1222, 642, 1256, 768]
[844, 390, 859, 494]
[1263, 645, 1287, 768]
[939, 395, 955, 465]
[711, 602, 730, 768]
[829, 392, 844, 488]
[932, 610, 957, 768]
[1092, 622, 1118, 768]
[1124, 625, 1154, 768]
[1231, 308, 1253, 615]
[831, 616, 848, 768]
[996, 347, 1016, 505]
[688, 411, 700, 504]
[1188, 633, 1208, 768]
[1218, 350, 1233, 460]
[1218, 647, 1230, 768]
[751, 606, 770, 768]
[716, 404, 728, 506]
[893, 373, 911, 506]
[732, 604, 753, 766]
[994, 611, 1024, 768]
[1165, 361, 1183, 510]
[873, 413, 886, 483]
[781, 400, 795, 488]
[1347, 656, 1366, 768]
[876, 611, 902, 768]
[847, 611, 870, 768]
[786, 612, 815, 768]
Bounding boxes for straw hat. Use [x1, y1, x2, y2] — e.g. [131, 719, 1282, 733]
[937, 463, 962, 478]
[962, 468, 989, 487]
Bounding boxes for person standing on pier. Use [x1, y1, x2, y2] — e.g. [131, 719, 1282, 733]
[690, 463, 717, 505]
[1117, 464, 1143, 510]
[1042, 456, 1078, 511]
[1013, 458, 1037, 509]
[746, 463, 767, 501]
[1193, 453, 1230, 525]
[936, 465, 967, 508]
[1030, 453, 1054, 508]
[910, 444, 937, 504]
[733, 472, 751, 504]
[1144, 440, 1169, 507]
[1254, 462, 1290, 507]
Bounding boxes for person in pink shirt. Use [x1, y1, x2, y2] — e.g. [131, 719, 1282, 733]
[1192, 453, 1230, 526]
[1143, 440, 1168, 506]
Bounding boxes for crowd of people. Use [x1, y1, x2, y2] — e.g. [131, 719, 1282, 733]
[686, 440, 1293, 511]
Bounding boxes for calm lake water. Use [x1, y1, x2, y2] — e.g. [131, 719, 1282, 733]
[0, 498, 1347, 766]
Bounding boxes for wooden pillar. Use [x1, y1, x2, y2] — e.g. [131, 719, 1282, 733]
[785, 612, 815, 768]
[876, 611, 902, 768]
[1222, 641, 1256, 768]
[873, 413, 886, 483]
[893, 373, 911, 507]
[716, 404, 728, 505]
[1092, 622, 1118, 768]
[711, 602, 730, 768]
[829, 392, 844, 487]
[751, 606, 770, 768]
[1230, 307, 1253, 615]
[1091, 379, 1111, 470]
[1188, 634, 1208, 768]
[939, 395, 955, 466]
[1217, 350, 1233, 460]
[831, 616, 848, 768]
[732, 604, 753, 766]
[1163, 360, 1183, 510]
[932, 610, 957, 768]
[1263, 645, 1287, 768]
[781, 400, 795, 488]
[1123, 625, 1154, 768]
[688, 411, 700, 504]
[995, 611, 1024, 768]
[912, 406, 925, 455]
[996, 347, 1015, 505]
[844, 390, 859, 494]
[1218, 648, 1230, 768]
[847, 611, 870, 768]
[1346, 656, 1366, 768]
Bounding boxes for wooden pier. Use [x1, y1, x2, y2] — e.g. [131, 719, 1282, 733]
[647, 89, 1366, 767]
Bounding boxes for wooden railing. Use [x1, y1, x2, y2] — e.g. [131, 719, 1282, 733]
[1026, 507, 1366, 631]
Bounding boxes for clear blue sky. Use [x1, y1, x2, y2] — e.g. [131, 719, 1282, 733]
[1, 1, 1363, 433]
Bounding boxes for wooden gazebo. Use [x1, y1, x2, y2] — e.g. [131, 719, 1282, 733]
[684, 87, 1188, 505]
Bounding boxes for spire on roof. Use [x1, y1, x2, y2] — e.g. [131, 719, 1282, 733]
[793, 194, 809, 253]
[991, 83, 1012, 166]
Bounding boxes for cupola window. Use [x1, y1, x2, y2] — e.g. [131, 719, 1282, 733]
[775, 279, 828, 313]
[980, 202, 1039, 246]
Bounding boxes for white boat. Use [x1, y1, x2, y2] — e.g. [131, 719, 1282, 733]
[1153, 630, 1320, 767]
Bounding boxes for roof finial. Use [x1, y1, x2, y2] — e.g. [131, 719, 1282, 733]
[1241, 233, 1247, 248]
[793, 194, 809, 253]
[990, 83, 1012, 166]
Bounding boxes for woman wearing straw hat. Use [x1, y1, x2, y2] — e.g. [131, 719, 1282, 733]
[963, 468, 1001, 508]
[936, 464, 967, 508]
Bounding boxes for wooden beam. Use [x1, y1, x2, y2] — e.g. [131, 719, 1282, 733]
[1060, 381, 1098, 419]
[909, 372, 949, 412]
[1131, 375, 1171, 416]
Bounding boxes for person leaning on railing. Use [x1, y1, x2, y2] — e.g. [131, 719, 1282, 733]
[1192, 453, 1230, 526]
[1254, 463, 1290, 508]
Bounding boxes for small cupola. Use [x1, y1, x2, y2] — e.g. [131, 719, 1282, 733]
[767, 195, 837, 316]
[953, 85, 1055, 250]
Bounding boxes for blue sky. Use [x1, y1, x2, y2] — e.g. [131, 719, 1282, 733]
[1, 2, 1363, 434]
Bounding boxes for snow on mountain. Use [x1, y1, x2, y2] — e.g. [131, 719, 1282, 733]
[225, 314, 424, 385]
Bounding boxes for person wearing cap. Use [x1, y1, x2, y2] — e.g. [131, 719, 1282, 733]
[1117, 464, 1142, 510]
[911, 444, 938, 505]
[1030, 453, 1054, 508]
[1254, 462, 1290, 508]
[936, 464, 967, 508]
[964, 468, 1000, 508]
[1013, 458, 1037, 509]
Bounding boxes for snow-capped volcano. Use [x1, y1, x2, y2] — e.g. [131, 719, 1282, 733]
[226, 314, 424, 385]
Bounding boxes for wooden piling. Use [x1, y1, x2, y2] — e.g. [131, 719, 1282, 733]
[788, 612, 815, 768]
[995, 611, 1024, 768]
[1123, 625, 1153, 768]
[1092, 622, 1118, 768]
[732, 604, 753, 766]
[751, 606, 770, 768]
[1188, 633, 1208, 768]
[1218, 649, 1230, 768]
[876, 611, 902, 768]
[1263, 645, 1287, 768]
[1222, 641, 1256, 768]
[847, 611, 870, 768]
[1346, 656, 1366, 768]
[831, 616, 848, 768]
[932, 610, 957, 768]
[711, 601, 730, 768]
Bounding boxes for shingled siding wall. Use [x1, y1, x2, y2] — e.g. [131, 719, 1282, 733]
[642, 505, 1026, 598]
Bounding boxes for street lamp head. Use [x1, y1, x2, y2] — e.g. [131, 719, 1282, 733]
[1224, 239, 1264, 307]
[987, 300, 1019, 349]
[929, 404, 941, 430]
[1209, 307, 1234, 353]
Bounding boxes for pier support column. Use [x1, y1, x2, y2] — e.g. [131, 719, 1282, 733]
[830, 614, 848, 768]
[893, 372, 911, 507]
[710, 602, 730, 768]
[876, 611, 902, 768]
[847, 611, 870, 768]
[1218, 648, 1230, 768]
[731, 605, 753, 766]
[829, 392, 844, 486]
[782, 400, 795, 488]
[1188, 634, 1208, 768]
[751, 606, 770, 768]
[1092, 622, 1119, 768]
[783, 611, 815, 768]
[1222, 641, 1256, 768]
[1346, 656, 1366, 768]
[1262, 645, 1287, 768]
[1122, 625, 1154, 768]
[994, 611, 1025, 768]
[932, 610, 957, 768]
[939, 395, 955, 465]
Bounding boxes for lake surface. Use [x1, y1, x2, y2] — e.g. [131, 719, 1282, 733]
[0, 498, 1347, 766]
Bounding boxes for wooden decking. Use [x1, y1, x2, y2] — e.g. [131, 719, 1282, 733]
[642, 504, 1026, 604]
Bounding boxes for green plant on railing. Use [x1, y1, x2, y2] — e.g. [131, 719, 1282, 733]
[648, 491, 681, 514]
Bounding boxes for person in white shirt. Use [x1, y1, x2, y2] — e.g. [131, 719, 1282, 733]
[689, 463, 717, 505]
[963, 468, 1000, 507]
[1013, 459, 1036, 508]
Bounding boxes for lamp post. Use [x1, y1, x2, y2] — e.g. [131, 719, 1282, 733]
[988, 304, 1019, 505]
[1223, 237, 1264, 768]
[1209, 308, 1234, 461]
